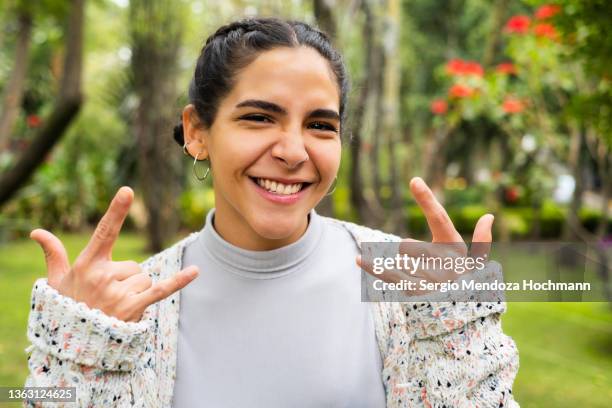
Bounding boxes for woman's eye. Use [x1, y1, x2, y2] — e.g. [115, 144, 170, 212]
[309, 121, 338, 133]
[241, 114, 272, 123]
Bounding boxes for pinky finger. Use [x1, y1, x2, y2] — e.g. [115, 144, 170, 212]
[133, 266, 199, 308]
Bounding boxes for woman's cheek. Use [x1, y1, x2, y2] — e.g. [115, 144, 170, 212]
[311, 141, 341, 179]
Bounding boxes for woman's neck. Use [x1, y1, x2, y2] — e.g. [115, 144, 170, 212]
[211, 200, 309, 251]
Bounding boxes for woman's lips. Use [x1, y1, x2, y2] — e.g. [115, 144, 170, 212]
[249, 177, 312, 204]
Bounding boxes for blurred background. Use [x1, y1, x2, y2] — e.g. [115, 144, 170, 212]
[0, 0, 610, 406]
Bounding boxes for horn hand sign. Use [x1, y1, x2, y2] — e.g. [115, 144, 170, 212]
[357, 177, 495, 295]
[29, 186, 200, 322]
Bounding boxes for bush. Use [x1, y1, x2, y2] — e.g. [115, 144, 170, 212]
[578, 207, 612, 234]
[539, 201, 566, 238]
[405, 205, 428, 237]
[501, 207, 533, 239]
[179, 188, 215, 230]
[449, 204, 489, 235]
[404, 202, 610, 241]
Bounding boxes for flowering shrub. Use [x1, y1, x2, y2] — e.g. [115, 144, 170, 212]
[428, 3, 579, 210]
[430, 3, 569, 128]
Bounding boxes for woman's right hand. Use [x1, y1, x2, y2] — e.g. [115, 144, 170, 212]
[29, 186, 199, 322]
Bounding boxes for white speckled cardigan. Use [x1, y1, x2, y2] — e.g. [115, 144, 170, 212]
[24, 216, 520, 407]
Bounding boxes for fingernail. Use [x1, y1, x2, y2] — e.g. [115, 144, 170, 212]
[187, 267, 199, 279]
[117, 187, 131, 204]
[411, 177, 425, 190]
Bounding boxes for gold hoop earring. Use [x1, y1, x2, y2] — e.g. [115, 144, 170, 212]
[326, 176, 338, 196]
[193, 152, 210, 181]
[183, 142, 190, 156]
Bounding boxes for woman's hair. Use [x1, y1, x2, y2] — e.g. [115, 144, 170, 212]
[173, 17, 349, 145]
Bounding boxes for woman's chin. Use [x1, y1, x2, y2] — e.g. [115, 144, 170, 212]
[249, 215, 307, 243]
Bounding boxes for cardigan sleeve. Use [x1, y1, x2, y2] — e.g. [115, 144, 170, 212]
[373, 265, 520, 408]
[22, 275, 155, 407]
[25, 278, 151, 370]
[392, 261, 520, 407]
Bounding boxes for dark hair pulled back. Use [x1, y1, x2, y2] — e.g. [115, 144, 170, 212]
[173, 17, 349, 146]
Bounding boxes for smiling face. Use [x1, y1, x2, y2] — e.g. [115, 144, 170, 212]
[183, 46, 342, 250]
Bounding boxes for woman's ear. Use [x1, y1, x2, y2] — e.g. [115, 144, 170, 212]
[182, 104, 209, 159]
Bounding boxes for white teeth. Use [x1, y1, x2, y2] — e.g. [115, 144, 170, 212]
[254, 178, 304, 195]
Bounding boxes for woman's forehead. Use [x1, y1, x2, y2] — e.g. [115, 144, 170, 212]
[224, 46, 340, 110]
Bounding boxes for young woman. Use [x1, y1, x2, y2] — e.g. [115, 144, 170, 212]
[25, 18, 519, 407]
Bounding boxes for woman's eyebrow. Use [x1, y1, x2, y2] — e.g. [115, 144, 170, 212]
[235, 99, 340, 121]
[235, 99, 287, 115]
[306, 109, 340, 122]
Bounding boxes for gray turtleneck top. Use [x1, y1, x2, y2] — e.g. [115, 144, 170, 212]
[172, 208, 386, 408]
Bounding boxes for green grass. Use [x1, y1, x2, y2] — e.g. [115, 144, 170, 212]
[1, 233, 611, 407]
[0, 232, 151, 390]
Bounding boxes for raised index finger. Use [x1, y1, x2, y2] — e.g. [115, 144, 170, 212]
[409, 177, 462, 243]
[82, 186, 134, 261]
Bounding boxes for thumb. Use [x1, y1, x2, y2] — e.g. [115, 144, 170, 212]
[470, 214, 494, 261]
[30, 229, 70, 290]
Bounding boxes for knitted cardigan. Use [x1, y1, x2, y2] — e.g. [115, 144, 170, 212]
[24, 216, 520, 407]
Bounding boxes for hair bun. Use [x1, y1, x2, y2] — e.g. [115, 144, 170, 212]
[173, 122, 185, 146]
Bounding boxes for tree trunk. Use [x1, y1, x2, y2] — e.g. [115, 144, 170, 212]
[0, 0, 84, 208]
[130, 1, 183, 252]
[370, 22, 385, 205]
[349, 0, 376, 223]
[313, 0, 336, 217]
[564, 124, 584, 240]
[424, 126, 450, 201]
[482, 0, 508, 67]
[382, 0, 405, 236]
[0, 9, 33, 151]
[313, 0, 336, 39]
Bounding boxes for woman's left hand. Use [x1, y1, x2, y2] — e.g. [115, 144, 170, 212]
[357, 177, 495, 294]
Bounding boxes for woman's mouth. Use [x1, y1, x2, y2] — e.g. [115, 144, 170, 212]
[248, 176, 313, 203]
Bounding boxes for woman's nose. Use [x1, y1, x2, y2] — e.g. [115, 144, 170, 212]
[271, 130, 309, 169]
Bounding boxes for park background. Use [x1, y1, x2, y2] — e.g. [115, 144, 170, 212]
[0, 0, 610, 406]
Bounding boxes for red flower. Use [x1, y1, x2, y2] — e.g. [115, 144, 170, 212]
[463, 61, 484, 77]
[446, 59, 465, 76]
[505, 186, 520, 203]
[502, 97, 525, 114]
[430, 99, 448, 115]
[535, 4, 561, 20]
[496, 62, 517, 75]
[26, 114, 42, 128]
[534, 23, 558, 39]
[505, 15, 531, 34]
[449, 84, 474, 98]
[445, 59, 483, 77]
